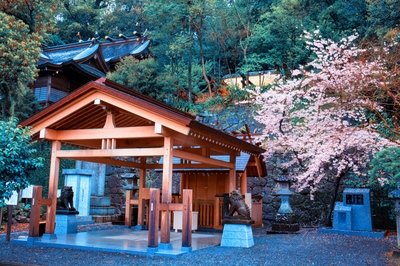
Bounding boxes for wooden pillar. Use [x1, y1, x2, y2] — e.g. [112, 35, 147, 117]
[124, 190, 133, 226]
[148, 188, 160, 248]
[137, 158, 146, 226]
[182, 189, 192, 248]
[161, 136, 173, 244]
[214, 197, 220, 229]
[45, 141, 61, 234]
[29, 186, 42, 237]
[228, 153, 236, 192]
[240, 169, 248, 195]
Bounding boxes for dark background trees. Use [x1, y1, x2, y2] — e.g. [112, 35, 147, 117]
[2, 0, 400, 119]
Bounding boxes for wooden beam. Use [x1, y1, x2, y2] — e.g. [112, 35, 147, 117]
[240, 169, 248, 195]
[45, 141, 61, 234]
[95, 93, 191, 135]
[161, 136, 173, 244]
[125, 190, 133, 226]
[29, 186, 42, 237]
[144, 163, 233, 170]
[228, 153, 236, 192]
[39, 198, 52, 206]
[174, 150, 234, 169]
[173, 133, 240, 156]
[40, 126, 162, 141]
[30, 93, 101, 134]
[255, 156, 264, 177]
[56, 148, 164, 158]
[67, 157, 143, 169]
[103, 110, 115, 129]
[159, 203, 183, 211]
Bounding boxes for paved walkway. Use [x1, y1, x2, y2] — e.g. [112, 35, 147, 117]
[0, 228, 398, 266]
[12, 228, 221, 256]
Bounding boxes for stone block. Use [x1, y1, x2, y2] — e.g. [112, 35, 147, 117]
[55, 214, 78, 234]
[220, 224, 254, 248]
[343, 188, 372, 231]
[90, 196, 111, 207]
[90, 206, 115, 216]
[333, 202, 352, 231]
[63, 169, 93, 216]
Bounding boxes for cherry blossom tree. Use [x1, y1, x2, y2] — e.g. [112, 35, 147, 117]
[253, 30, 399, 221]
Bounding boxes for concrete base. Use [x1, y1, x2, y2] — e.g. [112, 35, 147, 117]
[319, 227, 385, 238]
[41, 233, 57, 240]
[220, 224, 254, 248]
[158, 242, 173, 250]
[26, 236, 41, 246]
[13, 228, 221, 257]
[55, 214, 79, 235]
[76, 215, 94, 226]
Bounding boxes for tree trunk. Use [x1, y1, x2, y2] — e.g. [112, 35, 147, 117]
[326, 169, 348, 226]
[196, 25, 212, 95]
[0, 208, 3, 229]
[187, 49, 193, 103]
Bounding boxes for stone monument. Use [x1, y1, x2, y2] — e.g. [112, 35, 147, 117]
[320, 188, 384, 238]
[220, 191, 254, 248]
[63, 168, 93, 219]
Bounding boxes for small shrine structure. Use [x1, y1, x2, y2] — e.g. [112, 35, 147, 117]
[21, 78, 265, 247]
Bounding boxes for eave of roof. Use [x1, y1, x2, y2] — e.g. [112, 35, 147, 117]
[21, 78, 265, 155]
[39, 36, 149, 67]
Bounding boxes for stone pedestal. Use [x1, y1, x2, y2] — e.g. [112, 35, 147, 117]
[55, 211, 79, 234]
[75, 161, 106, 196]
[220, 224, 254, 248]
[63, 169, 93, 218]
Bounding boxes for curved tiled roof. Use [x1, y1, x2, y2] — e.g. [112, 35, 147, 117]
[38, 36, 149, 67]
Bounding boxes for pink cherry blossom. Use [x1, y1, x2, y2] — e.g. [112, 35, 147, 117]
[253, 31, 399, 198]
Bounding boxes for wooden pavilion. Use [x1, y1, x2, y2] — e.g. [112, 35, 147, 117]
[21, 78, 265, 246]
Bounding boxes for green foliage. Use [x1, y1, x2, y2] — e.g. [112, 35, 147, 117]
[57, 0, 103, 42]
[318, 0, 367, 39]
[107, 57, 168, 100]
[0, 119, 43, 207]
[0, 11, 42, 120]
[367, 0, 400, 38]
[244, 0, 311, 71]
[0, 0, 59, 36]
[369, 147, 400, 191]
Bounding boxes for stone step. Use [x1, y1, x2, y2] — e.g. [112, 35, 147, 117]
[90, 196, 111, 207]
[91, 215, 118, 223]
[90, 206, 115, 216]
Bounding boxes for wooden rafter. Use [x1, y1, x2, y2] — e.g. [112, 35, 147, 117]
[174, 150, 234, 169]
[40, 126, 162, 140]
[56, 148, 164, 158]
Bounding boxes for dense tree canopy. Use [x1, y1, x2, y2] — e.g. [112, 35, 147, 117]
[0, 12, 41, 119]
[0, 119, 43, 207]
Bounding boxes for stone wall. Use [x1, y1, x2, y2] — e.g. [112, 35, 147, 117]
[105, 166, 127, 215]
[248, 165, 336, 227]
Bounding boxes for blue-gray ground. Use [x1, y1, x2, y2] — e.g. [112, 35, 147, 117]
[0, 228, 397, 266]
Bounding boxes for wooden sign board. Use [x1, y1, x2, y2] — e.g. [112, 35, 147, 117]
[4, 190, 19, 206]
[21, 185, 34, 198]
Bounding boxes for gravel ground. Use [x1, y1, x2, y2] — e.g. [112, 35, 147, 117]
[0, 227, 398, 266]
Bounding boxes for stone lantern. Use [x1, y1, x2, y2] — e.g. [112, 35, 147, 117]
[389, 182, 400, 248]
[270, 169, 299, 232]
